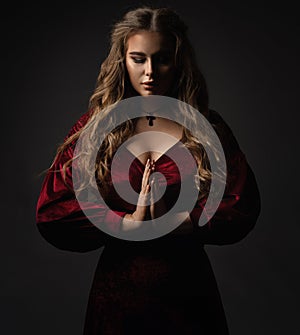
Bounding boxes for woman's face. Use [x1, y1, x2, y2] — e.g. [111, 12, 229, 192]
[125, 31, 176, 96]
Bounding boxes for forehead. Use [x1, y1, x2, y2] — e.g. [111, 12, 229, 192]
[126, 31, 175, 55]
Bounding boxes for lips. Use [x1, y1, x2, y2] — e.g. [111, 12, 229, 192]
[141, 81, 155, 90]
[142, 81, 154, 84]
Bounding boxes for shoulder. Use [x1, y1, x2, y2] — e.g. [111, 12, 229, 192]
[54, 109, 94, 163]
[207, 108, 242, 157]
[64, 109, 93, 143]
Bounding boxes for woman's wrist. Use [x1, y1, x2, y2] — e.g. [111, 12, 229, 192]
[121, 204, 149, 230]
[121, 213, 143, 231]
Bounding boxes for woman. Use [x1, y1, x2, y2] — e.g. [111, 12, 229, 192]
[36, 7, 261, 334]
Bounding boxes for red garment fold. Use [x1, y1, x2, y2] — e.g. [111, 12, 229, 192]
[36, 109, 261, 251]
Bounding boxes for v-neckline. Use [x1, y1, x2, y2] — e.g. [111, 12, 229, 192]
[125, 140, 183, 168]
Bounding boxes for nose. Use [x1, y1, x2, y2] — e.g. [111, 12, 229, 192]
[145, 58, 153, 77]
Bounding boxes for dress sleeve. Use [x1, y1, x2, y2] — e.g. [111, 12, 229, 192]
[35, 111, 127, 252]
[189, 110, 261, 245]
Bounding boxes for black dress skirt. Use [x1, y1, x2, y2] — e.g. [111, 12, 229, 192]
[83, 237, 229, 335]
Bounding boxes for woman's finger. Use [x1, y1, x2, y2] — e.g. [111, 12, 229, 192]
[141, 159, 150, 180]
[141, 159, 151, 192]
[151, 159, 155, 171]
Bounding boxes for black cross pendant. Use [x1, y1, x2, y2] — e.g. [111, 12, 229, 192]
[146, 116, 156, 126]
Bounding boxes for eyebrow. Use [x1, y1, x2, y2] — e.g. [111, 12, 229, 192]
[128, 51, 172, 56]
[129, 52, 146, 56]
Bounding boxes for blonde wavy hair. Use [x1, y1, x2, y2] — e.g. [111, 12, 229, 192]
[49, 6, 214, 199]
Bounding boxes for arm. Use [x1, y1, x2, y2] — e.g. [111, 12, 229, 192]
[149, 163, 194, 235]
[35, 111, 128, 252]
[36, 148, 129, 253]
[189, 110, 261, 245]
[148, 110, 261, 244]
[189, 151, 261, 245]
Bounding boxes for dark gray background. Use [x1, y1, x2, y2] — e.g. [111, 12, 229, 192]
[2, 0, 299, 334]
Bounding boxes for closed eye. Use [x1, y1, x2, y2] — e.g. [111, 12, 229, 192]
[131, 57, 146, 64]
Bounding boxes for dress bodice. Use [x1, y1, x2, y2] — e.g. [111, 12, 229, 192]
[101, 140, 197, 218]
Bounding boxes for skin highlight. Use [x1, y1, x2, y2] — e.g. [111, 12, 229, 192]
[46, 7, 212, 209]
[125, 31, 176, 97]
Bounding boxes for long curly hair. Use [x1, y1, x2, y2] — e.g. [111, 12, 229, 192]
[50, 6, 213, 199]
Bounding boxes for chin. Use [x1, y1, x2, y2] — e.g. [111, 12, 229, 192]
[138, 89, 153, 96]
[141, 89, 167, 96]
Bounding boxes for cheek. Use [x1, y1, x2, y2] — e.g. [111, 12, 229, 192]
[125, 60, 131, 76]
[160, 64, 174, 74]
[161, 67, 175, 82]
[126, 63, 140, 81]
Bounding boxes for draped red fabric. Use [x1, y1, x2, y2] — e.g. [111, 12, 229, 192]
[35, 109, 261, 334]
[36, 109, 260, 250]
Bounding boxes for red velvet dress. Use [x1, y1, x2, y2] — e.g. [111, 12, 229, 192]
[36, 109, 261, 334]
